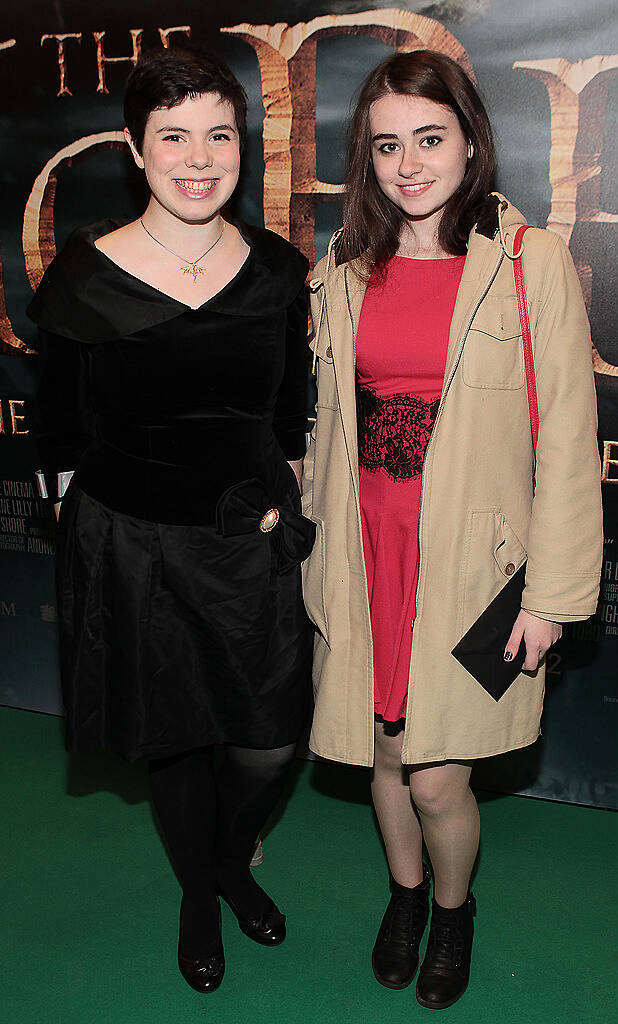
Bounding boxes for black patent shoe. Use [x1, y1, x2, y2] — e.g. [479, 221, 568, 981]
[178, 950, 225, 994]
[177, 899, 225, 994]
[221, 891, 286, 946]
[416, 892, 476, 1009]
[372, 866, 431, 989]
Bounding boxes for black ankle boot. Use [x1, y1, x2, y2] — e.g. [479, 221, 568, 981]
[371, 865, 431, 989]
[416, 892, 476, 1009]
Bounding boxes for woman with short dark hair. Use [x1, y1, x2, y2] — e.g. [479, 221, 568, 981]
[29, 47, 314, 994]
[303, 49, 602, 1009]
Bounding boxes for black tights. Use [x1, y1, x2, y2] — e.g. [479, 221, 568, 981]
[148, 742, 296, 953]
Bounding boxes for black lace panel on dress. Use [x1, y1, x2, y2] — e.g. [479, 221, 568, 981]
[356, 380, 439, 482]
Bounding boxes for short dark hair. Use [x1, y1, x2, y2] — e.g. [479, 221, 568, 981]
[124, 47, 247, 154]
[339, 50, 495, 272]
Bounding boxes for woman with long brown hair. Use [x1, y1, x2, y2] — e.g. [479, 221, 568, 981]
[302, 50, 601, 1009]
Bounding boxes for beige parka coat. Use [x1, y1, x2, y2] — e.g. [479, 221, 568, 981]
[301, 195, 602, 768]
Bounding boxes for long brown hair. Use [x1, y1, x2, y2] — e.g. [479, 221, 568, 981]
[339, 50, 495, 275]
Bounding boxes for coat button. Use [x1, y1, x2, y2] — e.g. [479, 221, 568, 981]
[504, 562, 516, 576]
[259, 508, 280, 533]
[325, 345, 332, 358]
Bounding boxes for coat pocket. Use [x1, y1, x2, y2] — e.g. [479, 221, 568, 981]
[310, 283, 338, 412]
[463, 296, 524, 390]
[301, 515, 329, 645]
[311, 307, 339, 419]
[315, 343, 339, 411]
[459, 508, 528, 634]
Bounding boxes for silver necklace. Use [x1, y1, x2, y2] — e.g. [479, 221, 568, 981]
[139, 218, 225, 282]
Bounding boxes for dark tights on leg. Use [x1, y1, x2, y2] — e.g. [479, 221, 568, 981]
[148, 746, 219, 955]
[147, 741, 296, 951]
[215, 742, 297, 917]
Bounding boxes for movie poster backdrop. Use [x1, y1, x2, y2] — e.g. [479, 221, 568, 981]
[0, 1, 616, 807]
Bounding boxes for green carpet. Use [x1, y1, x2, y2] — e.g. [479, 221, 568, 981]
[1, 705, 616, 1024]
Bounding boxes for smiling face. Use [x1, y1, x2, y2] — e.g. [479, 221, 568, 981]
[369, 92, 471, 243]
[125, 92, 241, 224]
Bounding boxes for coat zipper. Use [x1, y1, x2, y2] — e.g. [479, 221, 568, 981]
[344, 266, 357, 362]
[412, 250, 506, 631]
[343, 265, 365, 520]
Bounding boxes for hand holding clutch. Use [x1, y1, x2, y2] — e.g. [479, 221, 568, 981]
[451, 563, 527, 701]
[451, 563, 563, 701]
[504, 609, 562, 671]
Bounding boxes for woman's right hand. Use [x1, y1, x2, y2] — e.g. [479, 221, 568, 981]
[504, 609, 562, 672]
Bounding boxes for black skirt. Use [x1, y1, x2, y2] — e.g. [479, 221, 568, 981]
[56, 480, 315, 762]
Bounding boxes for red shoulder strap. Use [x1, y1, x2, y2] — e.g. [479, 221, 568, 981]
[512, 224, 539, 456]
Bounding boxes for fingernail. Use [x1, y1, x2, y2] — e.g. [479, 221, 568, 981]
[503, 651, 514, 662]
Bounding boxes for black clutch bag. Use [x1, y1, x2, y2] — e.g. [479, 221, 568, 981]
[451, 563, 527, 701]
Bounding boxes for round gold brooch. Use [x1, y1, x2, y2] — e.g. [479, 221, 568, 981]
[259, 508, 280, 533]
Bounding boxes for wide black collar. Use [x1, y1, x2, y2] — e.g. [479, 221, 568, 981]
[27, 218, 308, 343]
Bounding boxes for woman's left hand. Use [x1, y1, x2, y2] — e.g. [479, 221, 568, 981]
[504, 610, 562, 671]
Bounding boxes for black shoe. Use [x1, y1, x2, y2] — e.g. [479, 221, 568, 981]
[416, 893, 476, 1009]
[221, 891, 286, 946]
[177, 898, 225, 994]
[371, 866, 431, 989]
[178, 950, 225, 994]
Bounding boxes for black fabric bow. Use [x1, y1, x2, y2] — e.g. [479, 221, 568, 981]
[215, 477, 316, 574]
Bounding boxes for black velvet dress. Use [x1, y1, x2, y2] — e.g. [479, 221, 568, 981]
[27, 220, 315, 762]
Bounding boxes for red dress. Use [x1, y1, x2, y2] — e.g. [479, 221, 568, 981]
[356, 255, 466, 721]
